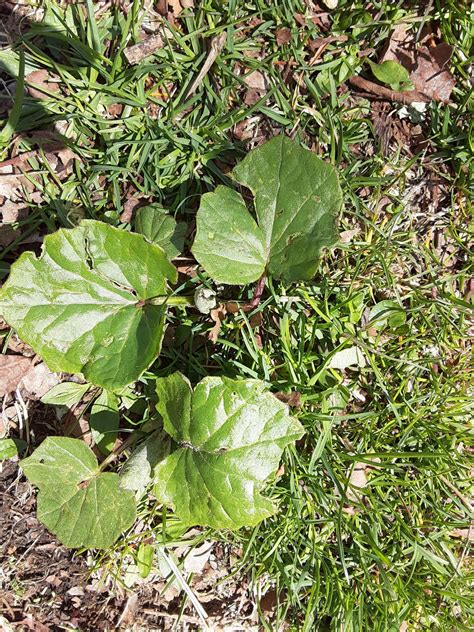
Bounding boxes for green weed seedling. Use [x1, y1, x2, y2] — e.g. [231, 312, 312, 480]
[0, 137, 341, 548]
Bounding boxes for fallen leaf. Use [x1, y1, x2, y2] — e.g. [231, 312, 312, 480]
[381, 26, 455, 102]
[26, 69, 60, 100]
[176, 262, 198, 278]
[244, 70, 268, 91]
[450, 526, 474, 541]
[208, 304, 227, 343]
[409, 44, 455, 103]
[339, 228, 359, 243]
[243, 69, 269, 106]
[249, 311, 263, 328]
[20, 362, 60, 400]
[168, 0, 182, 15]
[107, 103, 124, 117]
[117, 594, 139, 628]
[183, 541, 214, 574]
[1, 199, 28, 224]
[345, 457, 381, 506]
[244, 88, 263, 106]
[275, 391, 302, 408]
[8, 334, 35, 357]
[275, 27, 292, 46]
[119, 195, 144, 223]
[0, 169, 27, 199]
[0, 355, 33, 397]
[346, 462, 368, 501]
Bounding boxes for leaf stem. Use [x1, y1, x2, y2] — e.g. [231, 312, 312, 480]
[137, 295, 195, 308]
[248, 274, 267, 309]
[97, 432, 137, 473]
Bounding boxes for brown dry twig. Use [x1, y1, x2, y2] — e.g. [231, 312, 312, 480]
[124, 33, 164, 65]
[348, 75, 430, 104]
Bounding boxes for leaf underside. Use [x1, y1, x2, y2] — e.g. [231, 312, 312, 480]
[0, 220, 177, 389]
[21, 437, 136, 548]
[192, 135, 342, 284]
[153, 373, 304, 529]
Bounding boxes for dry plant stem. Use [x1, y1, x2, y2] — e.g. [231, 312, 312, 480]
[124, 33, 164, 65]
[185, 32, 227, 98]
[349, 76, 431, 104]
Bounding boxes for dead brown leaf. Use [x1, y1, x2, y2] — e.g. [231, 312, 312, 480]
[168, 0, 182, 15]
[8, 334, 35, 357]
[0, 355, 33, 397]
[20, 362, 60, 400]
[119, 195, 145, 223]
[124, 33, 164, 65]
[244, 70, 268, 91]
[0, 168, 27, 199]
[249, 311, 263, 328]
[275, 27, 291, 46]
[275, 391, 302, 408]
[208, 304, 227, 343]
[381, 26, 455, 102]
[183, 541, 213, 574]
[409, 44, 455, 103]
[450, 526, 474, 541]
[26, 69, 60, 100]
[345, 458, 381, 508]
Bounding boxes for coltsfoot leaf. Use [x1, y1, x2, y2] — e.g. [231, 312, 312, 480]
[22, 437, 136, 549]
[192, 135, 342, 284]
[153, 373, 304, 529]
[0, 220, 177, 390]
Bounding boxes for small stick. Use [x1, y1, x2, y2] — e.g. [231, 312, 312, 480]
[348, 75, 430, 104]
[185, 32, 227, 98]
[124, 33, 164, 65]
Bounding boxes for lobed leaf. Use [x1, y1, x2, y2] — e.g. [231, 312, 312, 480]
[21, 437, 136, 549]
[192, 136, 342, 284]
[0, 220, 177, 390]
[153, 373, 304, 529]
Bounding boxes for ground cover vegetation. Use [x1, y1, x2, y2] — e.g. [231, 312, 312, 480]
[0, 0, 472, 630]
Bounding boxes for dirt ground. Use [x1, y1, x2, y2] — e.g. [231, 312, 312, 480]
[0, 459, 260, 631]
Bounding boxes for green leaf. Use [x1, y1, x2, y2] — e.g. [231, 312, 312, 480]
[21, 437, 136, 548]
[120, 431, 170, 493]
[0, 438, 26, 461]
[41, 381, 91, 407]
[137, 543, 154, 578]
[368, 300, 407, 330]
[0, 49, 39, 78]
[192, 136, 342, 284]
[153, 373, 304, 529]
[135, 205, 186, 260]
[90, 389, 119, 455]
[0, 220, 177, 390]
[328, 346, 366, 370]
[368, 60, 413, 92]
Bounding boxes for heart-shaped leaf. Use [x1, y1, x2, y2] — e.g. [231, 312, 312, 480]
[21, 437, 136, 548]
[0, 220, 177, 390]
[135, 204, 186, 260]
[192, 135, 342, 284]
[153, 373, 304, 529]
[368, 59, 413, 92]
